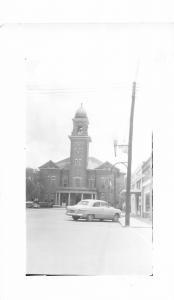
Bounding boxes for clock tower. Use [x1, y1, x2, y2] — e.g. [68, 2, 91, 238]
[69, 104, 91, 188]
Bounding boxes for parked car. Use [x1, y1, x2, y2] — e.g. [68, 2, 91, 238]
[66, 199, 121, 222]
[26, 201, 33, 208]
[38, 201, 53, 208]
[33, 202, 40, 208]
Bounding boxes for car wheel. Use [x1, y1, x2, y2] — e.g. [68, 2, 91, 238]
[72, 216, 80, 221]
[87, 214, 94, 222]
[99, 219, 103, 222]
[112, 213, 119, 222]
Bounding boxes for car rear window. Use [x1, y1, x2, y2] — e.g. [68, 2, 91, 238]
[93, 202, 101, 207]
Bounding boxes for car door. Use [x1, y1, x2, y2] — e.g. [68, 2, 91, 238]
[91, 201, 103, 218]
[100, 202, 114, 219]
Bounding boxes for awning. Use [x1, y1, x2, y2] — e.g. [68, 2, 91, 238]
[120, 189, 141, 195]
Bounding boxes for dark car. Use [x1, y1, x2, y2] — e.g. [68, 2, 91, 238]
[38, 201, 53, 208]
[26, 201, 33, 208]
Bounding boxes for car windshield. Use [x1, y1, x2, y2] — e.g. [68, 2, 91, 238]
[78, 200, 90, 206]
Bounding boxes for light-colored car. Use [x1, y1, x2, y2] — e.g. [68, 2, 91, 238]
[66, 199, 121, 222]
[33, 202, 40, 208]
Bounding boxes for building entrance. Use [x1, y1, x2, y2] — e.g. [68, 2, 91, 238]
[74, 194, 81, 204]
[55, 191, 97, 207]
[60, 193, 68, 207]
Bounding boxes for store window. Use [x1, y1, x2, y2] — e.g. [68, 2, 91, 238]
[136, 180, 141, 189]
[145, 193, 151, 212]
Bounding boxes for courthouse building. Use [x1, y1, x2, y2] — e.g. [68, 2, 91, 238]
[38, 104, 125, 207]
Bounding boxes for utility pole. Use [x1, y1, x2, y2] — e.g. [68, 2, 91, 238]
[125, 81, 136, 226]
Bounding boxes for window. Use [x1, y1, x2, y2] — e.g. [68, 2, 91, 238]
[88, 179, 95, 188]
[93, 202, 101, 207]
[50, 193, 55, 201]
[73, 177, 81, 187]
[136, 180, 141, 189]
[63, 176, 68, 187]
[101, 177, 112, 189]
[44, 193, 49, 201]
[75, 178, 80, 187]
[48, 175, 56, 180]
[100, 202, 108, 207]
[101, 177, 105, 189]
[145, 193, 151, 212]
[74, 158, 82, 166]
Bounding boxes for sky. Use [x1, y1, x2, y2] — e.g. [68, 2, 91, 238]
[25, 24, 173, 171]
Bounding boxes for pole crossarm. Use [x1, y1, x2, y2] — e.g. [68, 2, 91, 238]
[114, 141, 129, 157]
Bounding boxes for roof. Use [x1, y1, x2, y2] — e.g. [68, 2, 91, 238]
[55, 157, 70, 169]
[55, 156, 103, 170]
[95, 161, 119, 171]
[41, 157, 123, 173]
[87, 157, 103, 169]
[39, 160, 59, 169]
[75, 103, 87, 118]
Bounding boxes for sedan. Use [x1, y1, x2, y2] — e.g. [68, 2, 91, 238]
[66, 199, 121, 222]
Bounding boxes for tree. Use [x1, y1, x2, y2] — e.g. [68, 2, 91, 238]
[26, 168, 43, 202]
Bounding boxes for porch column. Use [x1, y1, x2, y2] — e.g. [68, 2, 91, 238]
[68, 193, 71, 205]
[56, 193, 58, 204]
[58, 193, 60, 206]
[91, 193, 93, 199]
[81, 193, 83, 200]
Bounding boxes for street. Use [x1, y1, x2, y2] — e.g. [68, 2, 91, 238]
[26, 208, 152, 275]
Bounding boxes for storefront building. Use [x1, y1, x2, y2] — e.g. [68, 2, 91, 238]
[130, 156, 153, 218]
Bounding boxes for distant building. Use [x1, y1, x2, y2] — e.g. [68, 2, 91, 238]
[130, 165, 142, 216]
[141, 157, 153, 218]
[130, 156, 153, 218]
[37, 104, 125, 207]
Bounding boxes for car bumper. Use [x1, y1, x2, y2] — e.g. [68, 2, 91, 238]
[66, 212, 84, 217]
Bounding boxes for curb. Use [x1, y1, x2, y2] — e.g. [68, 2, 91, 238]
[119, 217, 152, 228]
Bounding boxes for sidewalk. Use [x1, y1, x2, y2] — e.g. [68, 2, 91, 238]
[119, 214, 152, 228]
